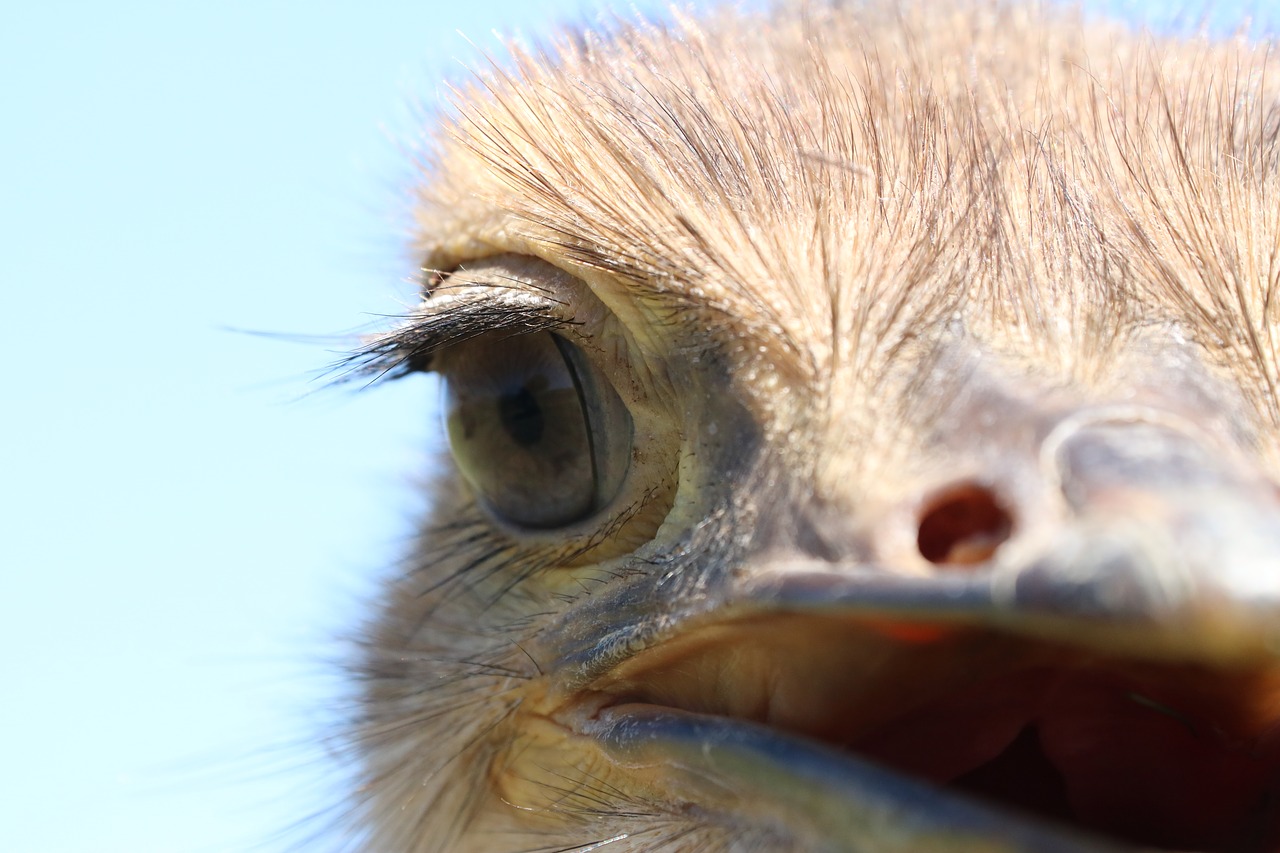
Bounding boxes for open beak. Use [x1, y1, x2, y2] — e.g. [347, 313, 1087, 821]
[541, 414, 1280, 851]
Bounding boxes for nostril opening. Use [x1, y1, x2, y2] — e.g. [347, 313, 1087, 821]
[917, 483, 1013, 566]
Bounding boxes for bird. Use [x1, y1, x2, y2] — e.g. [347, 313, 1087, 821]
[340, 2, 1280, 851]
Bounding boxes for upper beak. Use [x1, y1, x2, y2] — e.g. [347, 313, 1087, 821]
[736, 414, 1280, 665]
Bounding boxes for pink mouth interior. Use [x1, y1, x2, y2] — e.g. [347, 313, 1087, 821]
[603, 617, 1280, 851]
[853, 666, 1280, 850]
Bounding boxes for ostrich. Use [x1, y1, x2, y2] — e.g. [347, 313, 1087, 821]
[344, 2, 1280, 851]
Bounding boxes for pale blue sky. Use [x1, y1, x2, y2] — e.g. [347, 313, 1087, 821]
[1, 2, 1274, 853]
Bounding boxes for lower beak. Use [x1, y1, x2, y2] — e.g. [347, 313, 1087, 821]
[581, 703, 1129, 852]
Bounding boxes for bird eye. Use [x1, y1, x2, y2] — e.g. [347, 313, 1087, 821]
[442, 332, 633, 529]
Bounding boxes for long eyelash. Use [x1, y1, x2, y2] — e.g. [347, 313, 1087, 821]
[329, 276, 576, 387]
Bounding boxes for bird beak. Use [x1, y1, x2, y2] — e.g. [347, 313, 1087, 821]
[547, 413, 1280, 851]
[1025, 414, 1280, 658]
[746, 414, 1280, 665]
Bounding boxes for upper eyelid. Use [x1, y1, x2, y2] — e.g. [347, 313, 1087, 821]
[340, 268, 578, 382]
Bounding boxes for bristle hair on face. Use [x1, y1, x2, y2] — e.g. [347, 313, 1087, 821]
[336, 3, 1280, 852]
[413, 1, 1279, 417]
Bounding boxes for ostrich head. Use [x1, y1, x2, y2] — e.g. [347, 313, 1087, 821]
[344, 3, 1280, 851]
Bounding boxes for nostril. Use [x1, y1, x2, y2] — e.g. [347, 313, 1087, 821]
[917, 483, 1013, 566]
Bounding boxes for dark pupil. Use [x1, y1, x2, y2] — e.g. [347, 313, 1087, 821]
[498, 384, 545, 447]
